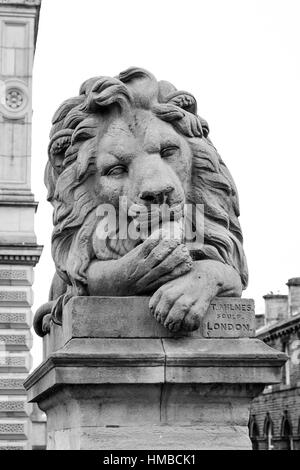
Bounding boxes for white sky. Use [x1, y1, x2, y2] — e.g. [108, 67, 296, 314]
[30, 0, 300, 368]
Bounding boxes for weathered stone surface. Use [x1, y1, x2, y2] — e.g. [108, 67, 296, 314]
[47, 425, 251, 451]
[0, 374, 27, 394]
[0, 396, 28, 417]
[0, 330, 32, 350]
[0, 0, 41, 5]
[26, 336, 285, 403]
[0, 352, 32, 373]
[0, 419, 28, 439]
[0, 440, 28, 450]
[62, 296, 255, 344]
[0, 287, 33, 307]
[201, 298, 255, 338]
[34, 382, 261, 450]
[0, 308, 32, 329]
[0, 265, 33, 286]
[0, 207, 37, 244]
[63, 296, 186, 341]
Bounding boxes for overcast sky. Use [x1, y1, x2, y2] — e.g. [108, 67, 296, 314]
[30, 0, 300, 368]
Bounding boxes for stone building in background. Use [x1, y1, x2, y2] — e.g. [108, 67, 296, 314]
[0, 0, 45, 450]
[250, 278, 300, 450]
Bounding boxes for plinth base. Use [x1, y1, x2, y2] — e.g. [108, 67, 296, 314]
[25, 297, 287, 450]
[38, 383, 259, 450]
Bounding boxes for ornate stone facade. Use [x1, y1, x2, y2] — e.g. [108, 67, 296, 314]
[0, 0, 45, 450]
[250, 279, 300, 450]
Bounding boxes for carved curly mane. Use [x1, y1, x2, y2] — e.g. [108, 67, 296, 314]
[46, 67, 248, 319]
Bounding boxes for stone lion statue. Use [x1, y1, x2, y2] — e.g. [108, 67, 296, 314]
[34, 67, 248, 336]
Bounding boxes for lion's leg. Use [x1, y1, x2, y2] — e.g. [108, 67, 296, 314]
[33, 272, 68, 336]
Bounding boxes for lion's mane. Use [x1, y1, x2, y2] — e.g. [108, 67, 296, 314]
[45, 67, 248, 321]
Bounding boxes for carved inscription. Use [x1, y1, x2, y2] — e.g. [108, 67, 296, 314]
[202, 298, 255, 338]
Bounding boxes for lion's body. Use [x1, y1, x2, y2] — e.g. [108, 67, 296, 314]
[35, 67, 248, 335]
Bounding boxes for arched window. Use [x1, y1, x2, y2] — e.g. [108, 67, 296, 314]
[281, 411, 293, 450]
[249, 415, 260, 450]
[263, 413, 274, 450]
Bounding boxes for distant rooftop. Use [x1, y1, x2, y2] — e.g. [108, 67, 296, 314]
[287, 277, 300, 286]
[256, 311, 300, 339]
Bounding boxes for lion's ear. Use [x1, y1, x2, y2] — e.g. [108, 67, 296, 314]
[48, 130, 73, 175]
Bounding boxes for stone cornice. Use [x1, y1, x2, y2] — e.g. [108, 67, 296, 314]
[257, 313, 300, 342]
[0, 0, 41, 6]
[0, 244, 43, 266]
[0, 0, 42, 51]
[24, 337, 287, 402]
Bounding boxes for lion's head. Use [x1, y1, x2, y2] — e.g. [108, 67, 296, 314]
[45, 67, 248, 322]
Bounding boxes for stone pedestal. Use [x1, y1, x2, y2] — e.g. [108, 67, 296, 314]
[24, 296, 287, 450]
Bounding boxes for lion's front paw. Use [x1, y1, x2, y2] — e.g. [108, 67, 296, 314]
[149, 274, 212, 332]
[149, 261, 230, 332]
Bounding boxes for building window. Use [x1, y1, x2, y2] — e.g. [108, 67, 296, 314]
[249, 415, 260, 450]
[281, 411, 293, 450]
[263, 413, 274, 450]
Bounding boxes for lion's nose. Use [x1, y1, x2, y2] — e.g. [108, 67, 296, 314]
[139, 186, 174, 205]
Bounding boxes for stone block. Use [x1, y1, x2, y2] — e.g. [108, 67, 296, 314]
[15, 48, 29, 77]
[0, 308, 32, 328]
[47, 424, 251, 451]
[0, 329, 32, 350]
[0, 419, 28, 440]
[1, 47, 15, 76]
[0, 396, 29, 417]
[0, 122, 13, 156]
[0, 352, 32, 372]
[0, 287, 33, 307]
[0, 440, 28, 450]
[201, 298, 255, 338]
[0, 155, 27, 186]
[0, 206, 36, 243]
[0, 374, 28, 395]
[2, 21, 28, 48]
[0, 265, 33, 286]
[62, 296, 255, 344]
[162, 337, 285, 384]
[12, 123, 30, 157]
[63, 296, 180, 341]
[30, 420, 46, 448]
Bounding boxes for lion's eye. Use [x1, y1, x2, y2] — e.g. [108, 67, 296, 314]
[161, 146, 179, 158]
[106, 166, 127, 177]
